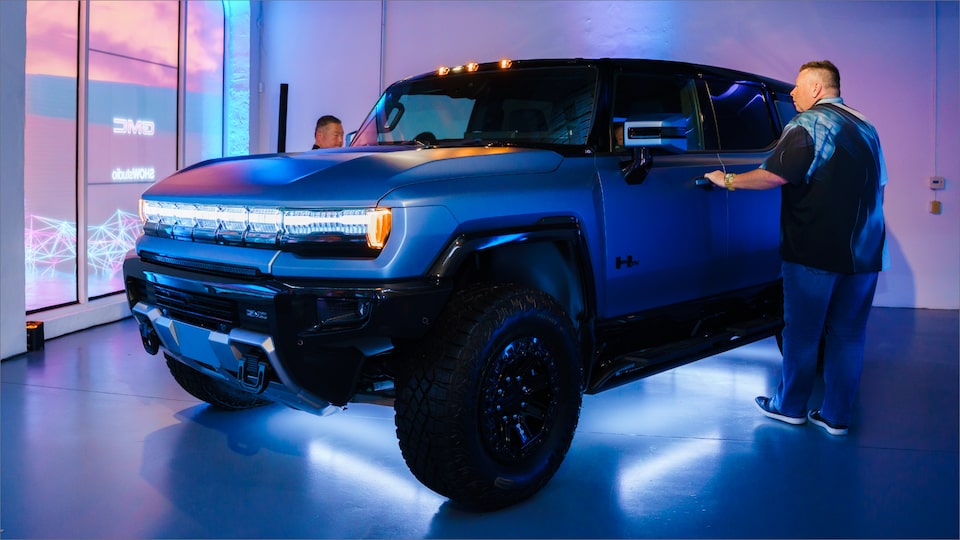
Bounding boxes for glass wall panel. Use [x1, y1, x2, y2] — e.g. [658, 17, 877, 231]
[23, 0, 228, 313]
[86, 0, 179, 299]
[24, 1, 80, 312]
[185, 0, 225, 167]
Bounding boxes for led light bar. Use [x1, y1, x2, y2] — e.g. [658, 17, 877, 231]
[139, 200, 392, 250]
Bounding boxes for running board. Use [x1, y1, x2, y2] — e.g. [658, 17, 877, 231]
[587, 317, 782, 394]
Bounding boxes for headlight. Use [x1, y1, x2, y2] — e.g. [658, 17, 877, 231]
[366, 208, 392, 249]
[138, 199, 392, 252]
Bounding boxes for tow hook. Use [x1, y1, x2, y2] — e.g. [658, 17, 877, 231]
[138, 321, 160, 355]
[237, 352, 267, 392]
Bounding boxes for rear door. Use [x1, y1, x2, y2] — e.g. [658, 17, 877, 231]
[699, 78, 784, 291]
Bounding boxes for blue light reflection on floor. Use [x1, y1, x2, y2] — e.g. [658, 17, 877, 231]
[1, 310, 957, 538]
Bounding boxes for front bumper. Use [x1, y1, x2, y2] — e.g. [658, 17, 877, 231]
[123, 256, 451, 409]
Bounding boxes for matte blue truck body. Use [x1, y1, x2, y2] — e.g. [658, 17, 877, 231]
[123, 58, 794, 509]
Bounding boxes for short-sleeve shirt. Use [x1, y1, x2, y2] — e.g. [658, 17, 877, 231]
[762, 97, 888, 273]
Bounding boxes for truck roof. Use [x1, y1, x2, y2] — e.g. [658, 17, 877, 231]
[399, 57, 795, 94]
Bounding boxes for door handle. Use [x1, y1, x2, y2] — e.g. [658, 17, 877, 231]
[694, 177, 714, 190]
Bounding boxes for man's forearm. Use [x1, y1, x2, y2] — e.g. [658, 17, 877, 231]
[704, 168, 788, 191]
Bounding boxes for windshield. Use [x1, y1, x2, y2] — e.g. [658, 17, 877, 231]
[351, 65, 598, 148]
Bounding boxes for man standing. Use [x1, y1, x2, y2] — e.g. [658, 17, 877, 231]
[313, 115, 344, 149]
[705, 60, 887, 436]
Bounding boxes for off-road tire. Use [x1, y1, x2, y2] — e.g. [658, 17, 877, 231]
[166, 355, 273, 410]
[395, 283, 583, 511]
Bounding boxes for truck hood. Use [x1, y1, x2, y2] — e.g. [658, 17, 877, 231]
[143, 146, 564, 207]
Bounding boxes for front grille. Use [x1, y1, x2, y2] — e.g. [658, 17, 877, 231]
[141, 251, 262, 278]
[153, 283, 238, 332]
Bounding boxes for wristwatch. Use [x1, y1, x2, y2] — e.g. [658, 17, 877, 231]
[723, 173, 736, 191]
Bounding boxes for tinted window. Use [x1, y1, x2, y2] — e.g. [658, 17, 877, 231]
[773, 92, 797, 130]
[706, 80, 777, 150]
[611, 74, 703, 152]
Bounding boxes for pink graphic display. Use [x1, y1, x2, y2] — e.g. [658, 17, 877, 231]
[25, 1, 225, 311]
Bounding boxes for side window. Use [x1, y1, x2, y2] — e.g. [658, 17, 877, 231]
[772, 92, 798, 131]
[705, 79, 778, 150]
[611, 74, 703, 152]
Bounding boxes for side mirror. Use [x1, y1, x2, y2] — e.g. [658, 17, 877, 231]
[345, 130, 357, 146]
[622, 113, 689, 153]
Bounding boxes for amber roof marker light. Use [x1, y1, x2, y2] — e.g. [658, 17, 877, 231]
[437, 59, 510, 76]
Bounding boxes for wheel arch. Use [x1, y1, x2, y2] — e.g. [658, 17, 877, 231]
[426, 220, 598, 377]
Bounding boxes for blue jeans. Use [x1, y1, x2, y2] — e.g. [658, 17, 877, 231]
[771, 261, 879, 426]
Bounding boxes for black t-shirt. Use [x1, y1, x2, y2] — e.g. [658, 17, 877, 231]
[763, 102, 886, 273]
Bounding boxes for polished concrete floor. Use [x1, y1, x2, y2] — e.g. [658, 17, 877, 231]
[1, 307, 957, 538]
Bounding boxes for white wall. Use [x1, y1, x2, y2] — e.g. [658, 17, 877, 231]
[257, 0, 959, 309]
[1, 0, 27, 360]
[257, 0, 384, 153]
